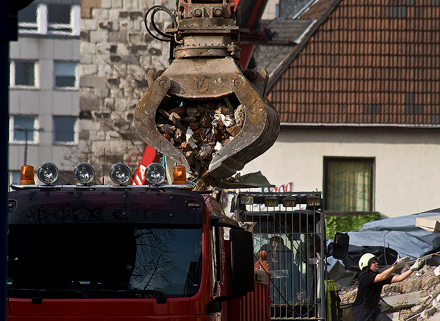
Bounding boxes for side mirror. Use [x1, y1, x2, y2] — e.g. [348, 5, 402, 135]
[328, 232, 349, 260]
[205, 299, 222, 313]
[230, 229, 254, 295]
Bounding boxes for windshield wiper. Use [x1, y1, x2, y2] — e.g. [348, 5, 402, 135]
[8, 288, 167, 303]
[87, 289, 163, 296]
[8, 288, 89, 299]
[84, 289, 167, 303]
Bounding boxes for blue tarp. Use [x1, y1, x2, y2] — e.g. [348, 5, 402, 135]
[346, 209, 440, 259]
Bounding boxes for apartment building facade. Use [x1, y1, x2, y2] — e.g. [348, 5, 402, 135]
[9, 0, 81, 186]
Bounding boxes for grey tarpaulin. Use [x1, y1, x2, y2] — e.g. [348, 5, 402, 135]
[346, 209, 440, 259]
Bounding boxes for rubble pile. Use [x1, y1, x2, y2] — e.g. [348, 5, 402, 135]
[339, 264, 440, 320]
[156, 98, 244, 177]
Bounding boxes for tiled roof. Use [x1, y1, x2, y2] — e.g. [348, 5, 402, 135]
[267, 0, 440, 126]
[252, 0, 337, 80]
[253, 19, 316, 76]
[279, 0, 318, 19]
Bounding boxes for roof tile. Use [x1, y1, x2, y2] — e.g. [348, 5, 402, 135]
[268, 0, 440, 126]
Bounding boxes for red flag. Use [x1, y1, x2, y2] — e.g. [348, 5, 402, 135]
[132, 146, 160, 185]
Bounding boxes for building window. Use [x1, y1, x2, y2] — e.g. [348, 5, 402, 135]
[17, 2, 38, 32]
[54, 62, 78, 89]
[48, 4, 73, 34]
[10, 61, 38, 87]
[18, 3, 80, 36]
[10, 171, 21, 186]
[10, 115, 39, 143]
[53, 116, 77, 143]
[324, 157, 374, 213]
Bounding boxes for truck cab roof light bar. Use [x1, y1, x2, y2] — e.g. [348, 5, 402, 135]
[11, 162, 195, 190]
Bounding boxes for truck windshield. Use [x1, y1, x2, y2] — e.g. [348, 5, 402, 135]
[8, 224, 203, 299]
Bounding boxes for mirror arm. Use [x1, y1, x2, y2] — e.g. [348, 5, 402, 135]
[211, 217, 243, 230]
[205, 293, 246, 313]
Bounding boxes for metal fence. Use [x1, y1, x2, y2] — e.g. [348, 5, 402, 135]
[232, 192, 327, 321]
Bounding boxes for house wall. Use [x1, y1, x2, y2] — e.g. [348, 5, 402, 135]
[242, 126, 440, 218]
[79, 0, 175, 182]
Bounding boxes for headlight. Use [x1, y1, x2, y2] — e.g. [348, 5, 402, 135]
[74, 162, 94, 184]
[307, 196, 321, 207]
[282, 197, 296, 207]
[240, 195, 254, 205]
[37, 162, 58, 185]
[110, 163, 131, 185]
[264, 197, 278, 207]
[145, 163, 166, 185]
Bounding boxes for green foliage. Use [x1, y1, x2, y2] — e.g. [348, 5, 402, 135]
[325, 213, 381, 240]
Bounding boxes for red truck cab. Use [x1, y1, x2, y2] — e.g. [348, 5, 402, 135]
[7, 166, 270, 320]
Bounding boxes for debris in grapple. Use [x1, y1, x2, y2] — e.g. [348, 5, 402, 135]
[156, 99, 243, 177]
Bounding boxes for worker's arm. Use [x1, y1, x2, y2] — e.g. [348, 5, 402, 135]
[374, 255, 411, 283]
[374, 265, 396, 283]
[391, 269, 412, 283]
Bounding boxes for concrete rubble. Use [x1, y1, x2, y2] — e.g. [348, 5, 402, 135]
[338, 263, 440, 320]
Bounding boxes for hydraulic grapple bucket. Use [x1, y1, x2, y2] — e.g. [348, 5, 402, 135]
[134, 0, 280, 185]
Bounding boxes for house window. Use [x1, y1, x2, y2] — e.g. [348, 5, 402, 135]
[53, 116, 77, 143]
[54, 62, 78, 89]
[324, 157, 374, 213]
[10, 61, 37, 87]
[18, 3, 80, 36]
[10, 115, 38, 143]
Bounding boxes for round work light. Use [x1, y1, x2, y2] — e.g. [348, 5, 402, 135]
[145, 163, 166, 185]
[110, 163, 131, 185]
[74, 162, 95, 184]
[37, 162, 59, 185]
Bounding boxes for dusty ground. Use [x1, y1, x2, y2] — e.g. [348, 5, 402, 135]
[339, 265, 440, 320]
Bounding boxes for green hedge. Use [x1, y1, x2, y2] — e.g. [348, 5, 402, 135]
[325, 213, 381, 239]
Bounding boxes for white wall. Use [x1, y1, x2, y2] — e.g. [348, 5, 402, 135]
[261, 0, 279, 20]
[242, 126, 440, 218]
[9, 37, 80, 172]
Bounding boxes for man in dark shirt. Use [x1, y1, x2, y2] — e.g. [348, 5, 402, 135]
[258, 236, 305, 305]
[352, 253, 423, 321]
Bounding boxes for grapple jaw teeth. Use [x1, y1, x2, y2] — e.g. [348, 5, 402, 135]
[134, 76, 191, 172]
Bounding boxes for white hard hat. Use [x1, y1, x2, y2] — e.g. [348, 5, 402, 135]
[359, 253, 377, 270]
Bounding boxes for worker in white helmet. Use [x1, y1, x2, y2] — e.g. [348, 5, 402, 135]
[351, 253, 424, 321]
